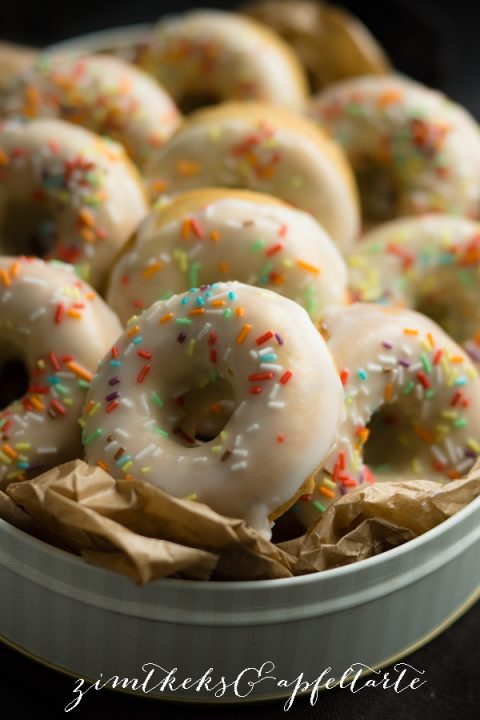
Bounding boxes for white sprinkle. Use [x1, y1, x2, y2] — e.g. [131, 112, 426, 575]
[1, 291, 12, 304]
[415, 384, 424, 400]
[27, 413, 43, 423]
[105, 441, 118, 453]
[192, 457, 208, 463]
[140, 393, 149, 414]
[223, 347, 232, 362]
[246, 423, 259, 433]
[30, 308, 46, 321]
[143, 419, 156, 428]
[124, 342, 135, 356]
[153, 448, 163, 458]
[409, 362, 422, 373]
[21, 277, 48, 287]
[249, 350, 258, 360]
[401, 344, 413, 356]
[445, 437, 457, 464]
[197, 322, 212, 341]
[233, 401, 246, 418]
[431, 445, 448, 464]
[37, 447, 57, 454]
[378, 354, 396, 366]
[231, 461, 247, 472]
[268, 401, 286, 409]
[258, 347, 274, 356]
[134, 444, 156, 460]
[456, 458, 473, 474]
[234, 434, 243, 446]
[269, 383, 280, 399]
[115, 427, 130, 438]
[120, 398, 134, 408]
[260, 363, 282, 372]
[360, 385, 370, 396]
[232, 448, 248, 457]
[367, 363, 383, 372]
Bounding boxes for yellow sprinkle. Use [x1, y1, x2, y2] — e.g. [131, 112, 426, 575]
[0, 451, 11, 465]
[184, 493, 198, 501]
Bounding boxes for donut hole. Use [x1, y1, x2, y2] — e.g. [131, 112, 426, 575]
[1, 201, 58, 257]
[171, 377, 236, 445]
[0, 357, 29, 409]
[415, 284, 472, 345]
[356, 160, 400, 226]
[178, 91, 223, 114]
[363, 405, 422, 479]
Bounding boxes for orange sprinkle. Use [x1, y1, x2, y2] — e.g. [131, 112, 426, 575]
[318, 486, 335, 499]
[211, 299, 226, 307]
[143, 261, 163, 278]
[10, 261, 20, 278]
[403, 328, 418, 336]
[85, 400, 96, 415]
[427, 332, 435, 349]
[97, 459, 109, 472]
[296, 259, 321, 275]
[384, 383, 393, 401]
[30, 396, 45, 412]
[79, 208, 96, 227]
[209, 403, 222, 415]
[176, 160, 201, 176]
[2, 444, 17, 460]
[236, 306, 245, 317]
[414, 425, 434, 444]
[0, 269, 10, 287]
[66, 361, 93, 383]
[189, 308, 205, 316]
[80, 227, 96, 243]
[236, 323, 252, 344]
[0, 148, 9, 166]
[182, 218, 191, 239]
[127, 325, 140, 337]
[451, 355, 464, 364]
[210, 230, 220, 242]
[448, 469, 460, 480]
[219, 260, 230, 273]
[159, 312, 174, 324]
[67, 309, 82, 319]
[152, 179, 168, 194]
[377, 88, 404, 108]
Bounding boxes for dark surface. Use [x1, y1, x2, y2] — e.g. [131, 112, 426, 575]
[0, 1, 478, 717]
[0, 600, 478, 718]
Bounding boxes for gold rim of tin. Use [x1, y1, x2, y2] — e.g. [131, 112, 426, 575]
[0, 586, 478, 705]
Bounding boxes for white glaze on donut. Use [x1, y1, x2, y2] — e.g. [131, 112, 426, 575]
[136, 9, 308, 111]
[82, 281, 344, 537]
[0, 118, 147, 289]
[0, 53, 182, 170]
[309, 75, 480, 223]
[107, 188, 348, 325]
[146, 102, 360, 253]
[295, 303, 480, 527]
[349, 215, 480, 361]
[0, 256, 122, 488]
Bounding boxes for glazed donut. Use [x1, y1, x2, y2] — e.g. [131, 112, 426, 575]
[0, 118, 147, 290]
[134, 9, 308, 113]
[81, 281, 344, 537]
[309, 75, 480, 226]
[348, 215, 480, 362]
[106, 188, 348, 325]
[243, 0, 390, 92]
[146, 102, 360, 253]
[0, 42, 36, 88]
[0, 257, 122, 489]
[296, 303, 480, 527]
[0, 53, 182, 170]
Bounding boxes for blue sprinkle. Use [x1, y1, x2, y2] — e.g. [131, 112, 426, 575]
[110, 360, 122, 368]
[115, 454, 132, 468]
[228, 291, 236, 300]
[357, 369, 368, 380]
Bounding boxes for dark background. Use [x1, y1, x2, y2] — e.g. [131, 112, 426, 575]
[0, 0, 479, 717]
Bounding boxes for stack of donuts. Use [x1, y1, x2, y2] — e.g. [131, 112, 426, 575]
[1, 2, 480, 540]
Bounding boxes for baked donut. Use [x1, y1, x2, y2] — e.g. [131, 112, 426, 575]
[106, 188, 348, 325]
[146, 102, 360, 253]
[309, 75, 480, 226]
[0, 53, 181, 170]
[0, 117, 147, 290]
[348, 215, 480, 362]
[243, 0, 390, 92]
[0, 42, 36, 88]
[0, 257, 122, 489]
[296, 303, 480, 526]
[134, 9, 308, 113]
[81, 281, 344, 537]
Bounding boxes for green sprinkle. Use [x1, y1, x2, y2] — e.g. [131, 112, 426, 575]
[312, 500, 326, 513]
[84, 428, 103, 445]
[403, 381, 415, 395]
[421, 353, 433, 374]
[78, 379, 90, 390]
[151, 392, 164, 408]
[153, 427, 169, 438]
[250, 239, 265, 253]
[454, 418, 468, 428]
[175, 317, 192, 325]
[223, 308, 232, 319]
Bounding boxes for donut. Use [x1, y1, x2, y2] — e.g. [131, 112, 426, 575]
[0, 42, 36, 88]
[242, 0, 390, 92]
[0, 257, 122, 489]
[106, 188, 348, 325]
[348, 215, 480, 362]
[134, 9, 308, 113]
[0, 117, 147, 290]
[81, 281, 344, 537]
[309, 75, 480, 226]
[0, 53, 182, 170]
[295, 303, 480, 527]
[146, 102, 360, 253]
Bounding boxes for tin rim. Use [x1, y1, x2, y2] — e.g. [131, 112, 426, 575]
[0, 586, 478, 704]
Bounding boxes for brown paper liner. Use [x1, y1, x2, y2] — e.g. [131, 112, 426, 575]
[2, 459, 480, 584]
